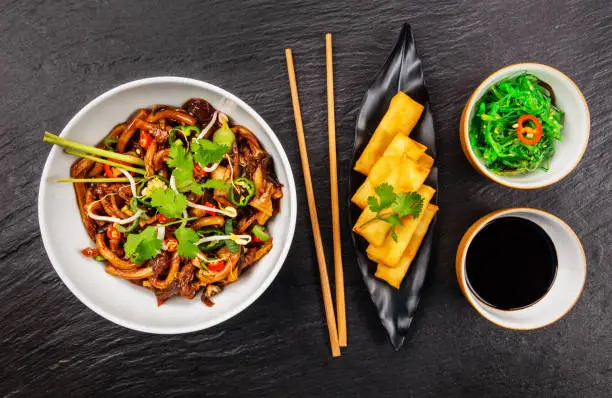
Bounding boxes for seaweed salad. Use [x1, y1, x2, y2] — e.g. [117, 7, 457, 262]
[469, 73, 564, 174]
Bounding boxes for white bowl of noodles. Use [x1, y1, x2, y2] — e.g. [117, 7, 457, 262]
[38, 77, 297, 333]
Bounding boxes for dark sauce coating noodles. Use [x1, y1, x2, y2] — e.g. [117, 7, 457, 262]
[73, 98, 283, 306]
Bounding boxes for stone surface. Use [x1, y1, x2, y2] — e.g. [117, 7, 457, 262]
[0, 0, 610, 396]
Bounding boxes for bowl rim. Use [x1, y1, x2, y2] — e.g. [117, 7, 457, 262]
[38, 76, 298, 334]
[459, 62, 590, 190]
[455, 207, 587, 330]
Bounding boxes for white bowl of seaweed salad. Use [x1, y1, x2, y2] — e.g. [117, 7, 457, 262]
[460, 63, 590, 189]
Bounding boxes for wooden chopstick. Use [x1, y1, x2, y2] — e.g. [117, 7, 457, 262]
[285, 48, 341, 358]
[325, 33, 347, 348]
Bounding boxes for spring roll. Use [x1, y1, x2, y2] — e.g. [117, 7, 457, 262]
[352, 156, 430, 209]
[395, 159, 430, 192]
[375, 204, 438, 288]
[353, 206, 389, 247]
[382, 135, 427, 159]
[366, 185, 436, 266]
[352, 135, 428, 209]
[365, 156, 400, 187]
[418, 153, 434, 168]
[354, 92, 424, 175]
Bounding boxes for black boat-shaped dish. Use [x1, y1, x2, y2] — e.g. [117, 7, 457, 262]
[348, 23, 439, 350]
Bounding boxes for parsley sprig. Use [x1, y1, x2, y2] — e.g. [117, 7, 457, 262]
[123, 135, 235, 263]
[191, 139, 229, 168]
[167, 140, 198, 193]
[361, 183, 424, 242]
[150, 188, 187, 218]
[199, 179, 231, 190]
[167, 138, 231, 194]
[124, 226, 163, 264]
[174, 225, 200, 259]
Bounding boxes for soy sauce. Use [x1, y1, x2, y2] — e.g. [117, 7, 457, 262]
[466, 217, 557, 311]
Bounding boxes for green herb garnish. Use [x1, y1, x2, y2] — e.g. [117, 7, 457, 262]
[174, 225, 200, 259]
[224, 219, 240, 253]
[167, 139, 229, 194]
[150, 188, 187, 218]
[197, 227, 226, 252]
[191, 139, 229, 168]
[103, 137, 117, 151]
[361, 183, 424, 242]
[199, 179, 231, 190]
[167, 140, 198, 192]
[124, 226, 162, 264]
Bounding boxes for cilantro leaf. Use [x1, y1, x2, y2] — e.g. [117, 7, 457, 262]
[224, 220, 240, 254]
[392, 191, 424, 218]
[385, 214, 403, 243]
[150, 188, 187, 218]
[174, 225, 200, 259]
[189, 182, 205, 195]
[174, 173, 201, 194]
[367, 183, 396, 213]
[200, 179, 231, 190]
[385, 214, 403, 227]
[191, 139, 229, 168]
[167, 140, 201, 194]
[168, 139, 231, 195]
[361, 184, 425, 242]
[167, 141, 193, 174]
[124, 226, 162, 264]
[172, 168, 195, 191]
[366, 196, 380, 212]
[188, 179, 230, 195]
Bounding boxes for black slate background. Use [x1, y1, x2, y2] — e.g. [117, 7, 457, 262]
[1, 0, 611, 397]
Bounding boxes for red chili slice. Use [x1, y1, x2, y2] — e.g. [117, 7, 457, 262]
[207, 260, 225, 272]
[203, 201, 216, 216]
[103, 164, 121, 178]
[106, 224, 121, 240]
[194, 164, 209, 178]
[516, 114, 543, 145]
[81, 247, 99, 257]
[139, 132, 153, 149]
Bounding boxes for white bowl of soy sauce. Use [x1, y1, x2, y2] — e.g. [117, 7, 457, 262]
[456, 208, 586, 330]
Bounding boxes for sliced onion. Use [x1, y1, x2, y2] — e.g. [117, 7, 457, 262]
[222, 206, 238, 218]
[195, 233, 251, 246]
[157, 226, 167, 249]
[225, 154, 237, 190]
[118, 168, 138, 197]
[87, 202, 143, 224]
[195, 111, 218, 141]
[169, 174, 178, 192]
[186, 201, 236, 218]
[195, 235, 229, 244]
[202, 162, 220, 172]
[231, 234, 252, 245]
[197, 251, 221, 264]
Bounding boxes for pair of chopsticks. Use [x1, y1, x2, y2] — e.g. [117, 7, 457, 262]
[285, 33, 346, 357]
